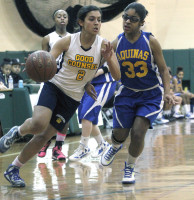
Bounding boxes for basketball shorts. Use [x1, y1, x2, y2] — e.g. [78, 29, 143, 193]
[113, 85, 164, 129]
[174, 92, 181, 96]
[78, 81, 116, 125]
[37, 82, 80, 132]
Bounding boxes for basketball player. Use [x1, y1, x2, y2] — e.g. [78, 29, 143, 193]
[100, 2, 176, 184]
[69, 62, 117, 161]
[0, 5, 121, 187]
[37, 9, 70, 160]
[173, 66, 194, 119]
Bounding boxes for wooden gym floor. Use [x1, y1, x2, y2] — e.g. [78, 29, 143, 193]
[1, 119, 194, 200]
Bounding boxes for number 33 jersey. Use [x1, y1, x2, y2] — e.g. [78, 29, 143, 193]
[116, 31, 162, 91]
[51, 32, 103, 101]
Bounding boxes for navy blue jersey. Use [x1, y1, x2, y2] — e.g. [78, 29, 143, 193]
[116, 31, 162, 90]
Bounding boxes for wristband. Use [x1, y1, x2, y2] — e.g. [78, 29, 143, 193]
[102, 66, 109, 74]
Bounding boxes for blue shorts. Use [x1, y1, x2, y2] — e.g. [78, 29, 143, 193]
[174, 92, 181, 96]
[78, 81, 116, 125]
[37, 82, 80, 132]
[113, 85, 164, 129]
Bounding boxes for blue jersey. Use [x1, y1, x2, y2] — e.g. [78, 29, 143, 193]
[116, 31, 162, 90]
[173, 75, 182, 92]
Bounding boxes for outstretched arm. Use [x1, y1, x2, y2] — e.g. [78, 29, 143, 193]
[101, 40, 121, 81]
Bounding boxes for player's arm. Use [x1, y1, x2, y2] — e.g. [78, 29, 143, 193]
[42, 35, 50, 51]
[150, 35, 175, 104]
[94, 62, 109, 78]
[100, 38, 118, 64]
[50, 35, 71, 60]
[173, 78, 179, 93]
[101, 40, 121, 81]
[111, 37, 118, 52]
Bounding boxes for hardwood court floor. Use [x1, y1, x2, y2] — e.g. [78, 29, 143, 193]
[1, 119, 194, 200]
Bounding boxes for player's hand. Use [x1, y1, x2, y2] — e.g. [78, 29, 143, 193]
[101, 42, 113, 61]
[84, 83, 97, 100]
[164, 93, 177, 105]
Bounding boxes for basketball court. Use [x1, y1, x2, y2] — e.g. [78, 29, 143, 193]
[0, 119, 194, 200]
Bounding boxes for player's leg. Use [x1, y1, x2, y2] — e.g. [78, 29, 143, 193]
[69, 85, 99, 161]
[91, 82, 117, 158]
[0, 105, 52, 153]
[38, 123, 69, 160]
[69, 118, 91, 161]
[173, 96, 184, 119]
[52, 123, 69, 160]
[91, 124, 109, 158]
[4, 124, 57, 187]
[101, 87, 133, 166]
[121, 116, 149, 184]
[122, 88, 162, 184]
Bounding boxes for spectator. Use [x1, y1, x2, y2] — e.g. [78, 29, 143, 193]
[163, 67, 184, 120]
[173, 66, 194, 119]
[11, 58, 23, 87]
[0, 58, 12, 88]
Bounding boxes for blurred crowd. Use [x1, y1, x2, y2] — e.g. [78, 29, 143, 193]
[153, 66, 194, 126]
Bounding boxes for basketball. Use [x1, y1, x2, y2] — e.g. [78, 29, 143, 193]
[25, 50, 57, 82]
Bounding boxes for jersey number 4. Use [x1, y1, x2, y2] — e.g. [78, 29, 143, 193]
[122, 61, 148, 78]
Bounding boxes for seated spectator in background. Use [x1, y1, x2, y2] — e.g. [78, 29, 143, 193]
[11, 58, 23, 87]
[0, 58, 12, 88]
[173, 66, 194, 119]
[163, 67, 184, 121]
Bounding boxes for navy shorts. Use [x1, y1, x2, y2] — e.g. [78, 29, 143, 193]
[78, 81, 116, 125]
[113, 85, 164, 129]
[37, 82, 80, 132]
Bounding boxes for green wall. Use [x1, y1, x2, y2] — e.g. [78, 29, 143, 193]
[163, 48, 194, 92]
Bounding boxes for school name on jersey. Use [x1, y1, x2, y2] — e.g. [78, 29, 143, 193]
[117, 49, 149, 61]
[68, 54, 98, 70]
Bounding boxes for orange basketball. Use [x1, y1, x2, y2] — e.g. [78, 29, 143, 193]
[25, 50, 57, 82]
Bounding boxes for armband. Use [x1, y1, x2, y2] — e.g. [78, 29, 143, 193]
[102, 66, 109, 74]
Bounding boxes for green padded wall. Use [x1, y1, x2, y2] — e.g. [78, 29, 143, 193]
[13, 88, 32, 125]
[189, 49, 194, 93]
[0, 88, 32, 134]
[163, 49, 174, 72]
[0, 90, 15, 134]
[173, 49, 190, 80]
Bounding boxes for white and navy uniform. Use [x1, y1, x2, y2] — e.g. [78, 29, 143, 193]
[48, 31, 70, 72]
[37, 32, 104, 131]
[113, 31, 164, 129]
[78, 63, 117, 125]
[37, 31, 70, 95]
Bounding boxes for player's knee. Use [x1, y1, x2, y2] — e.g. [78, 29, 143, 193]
[112, 129, 128, 144]
[30, 119, 48, 134]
